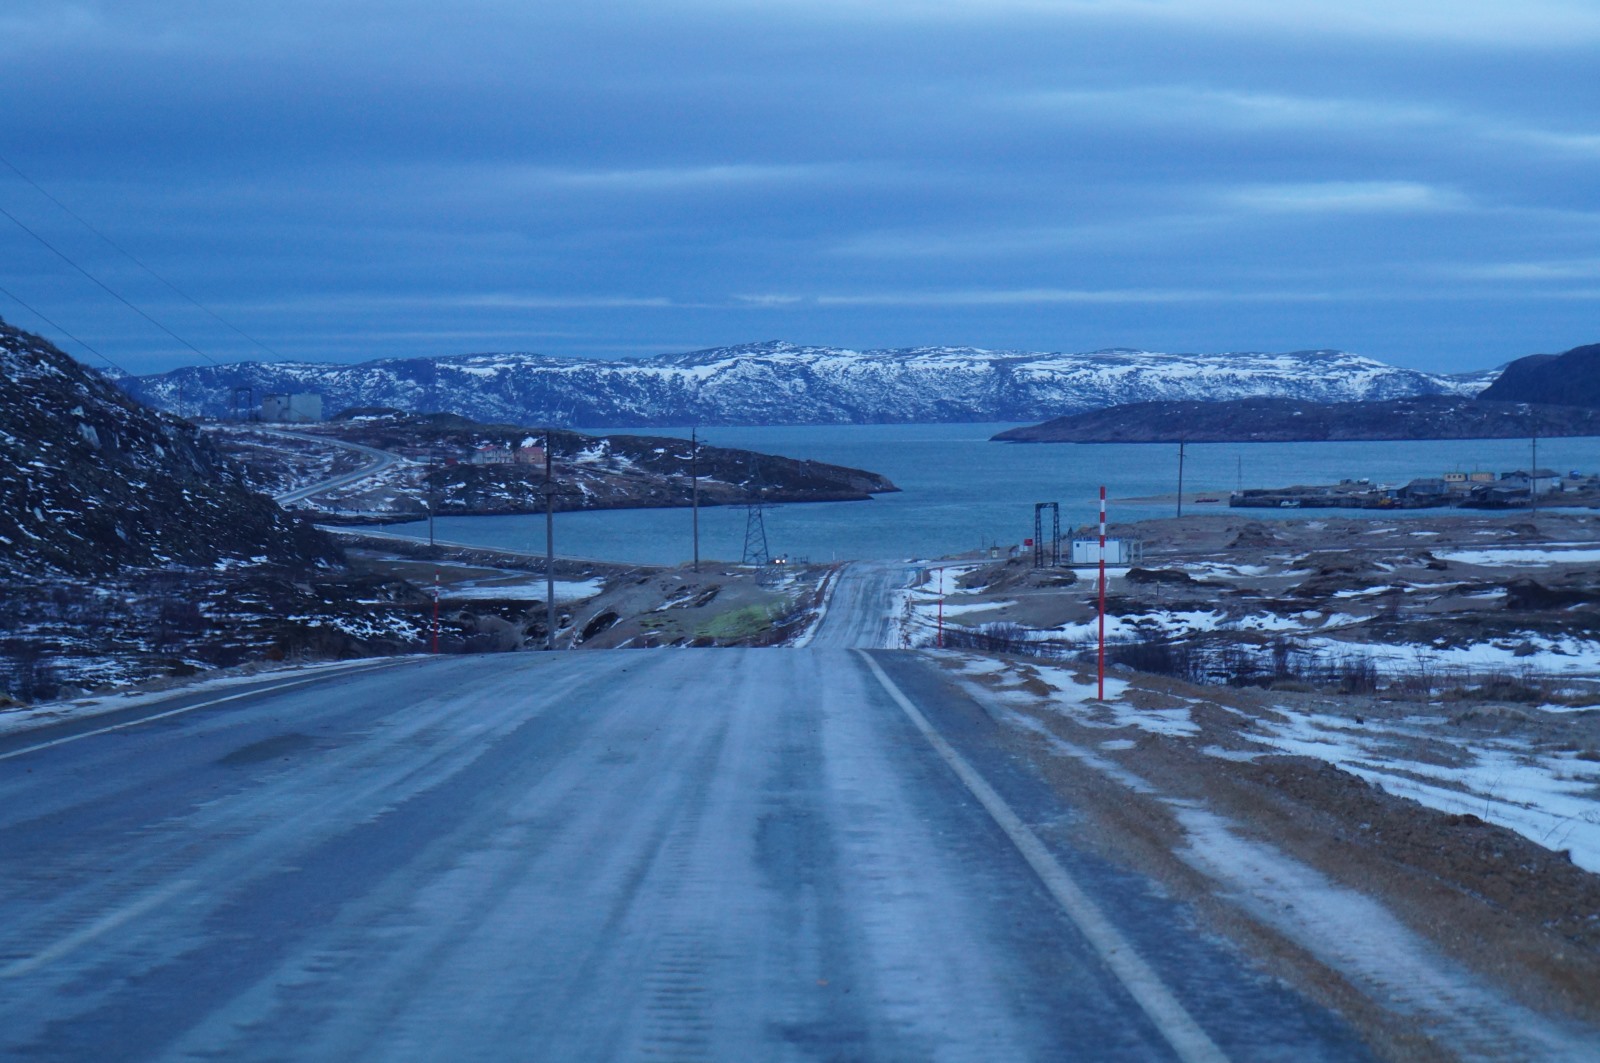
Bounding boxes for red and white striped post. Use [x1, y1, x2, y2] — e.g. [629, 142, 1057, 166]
[1098, 486, 1107, 700]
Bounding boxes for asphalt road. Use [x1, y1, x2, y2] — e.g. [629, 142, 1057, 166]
[265, 429, 402, 505]
[804, 560, 922, 649]
[0, 565, 1371, 1061]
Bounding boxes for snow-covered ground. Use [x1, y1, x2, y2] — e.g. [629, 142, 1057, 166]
[944, 650, 1600, 1058]
[983, 657, 1600, 874]
[0, 657, 412, 739]
[1433, 545, 1600, 566]
[439, 578, 605, 602]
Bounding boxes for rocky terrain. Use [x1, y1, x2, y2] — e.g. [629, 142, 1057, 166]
[211, 413, 897, 522]
[911, 513, 1600, 691]
[882, 515, 1600, 1048]
[994, 394, 1600, 443]
[0, 319, 444, 701]
[937, 648, 1600, 1051]
[0, 319, 332, 578]
[121, 342, 1495, 427]
[1480, 341, 1600, 408]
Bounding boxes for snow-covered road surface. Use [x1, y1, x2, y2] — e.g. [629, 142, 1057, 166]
[0, 650, 1370, 1060]
[0, 614, 1374, 1059]
[804, 559, 922, 649]
[265, 429, 403, 505]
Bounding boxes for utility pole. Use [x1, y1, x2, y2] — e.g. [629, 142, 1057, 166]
[544, 435, 557, 651]
[691, 428, 700, 573]
[1098, 485, 1107, 702]
[427, 450, 436, 549]
[1176, 439, 1186, 519]
[1530, 419, 1539, 515]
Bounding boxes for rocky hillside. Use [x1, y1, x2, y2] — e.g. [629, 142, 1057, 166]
[1479, 342, 1600, 408]
[121, 342, 1496, 427]
[993, 395, 1600, 443]
[0, 319, 335, 577]
[236, 415, 898, 523]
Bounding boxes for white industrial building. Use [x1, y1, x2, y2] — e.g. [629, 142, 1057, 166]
[1070, 538, 1142, 566]
[260, 393, 323, 423]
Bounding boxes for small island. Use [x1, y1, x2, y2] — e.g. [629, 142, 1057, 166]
[212, 412, 898, 523]
[992, 395, 1600, 444]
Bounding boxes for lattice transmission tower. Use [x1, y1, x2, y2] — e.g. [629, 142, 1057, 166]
[742, 501, 770, 565]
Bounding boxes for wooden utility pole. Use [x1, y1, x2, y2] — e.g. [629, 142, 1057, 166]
[1098, 486, 1107, 701]
[544, 436, 557, 651]
[691, 428, 700, 573]
[427, 450, 436, 549]
[1530, 419, 1539, 515]
[1176, 439, 1186, 519]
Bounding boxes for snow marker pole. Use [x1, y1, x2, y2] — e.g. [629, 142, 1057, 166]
[432, 569, 440, 654]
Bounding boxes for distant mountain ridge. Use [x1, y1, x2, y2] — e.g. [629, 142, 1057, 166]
[993, 395, 1600, 444]
[1479, 343, 1600, 408]
[121, 341, 1497, 427]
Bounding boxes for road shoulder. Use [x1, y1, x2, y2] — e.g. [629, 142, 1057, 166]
[926, 648, 1600, 1061]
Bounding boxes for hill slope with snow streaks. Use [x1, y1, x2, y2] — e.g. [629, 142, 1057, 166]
[123, 341, 1497, 427]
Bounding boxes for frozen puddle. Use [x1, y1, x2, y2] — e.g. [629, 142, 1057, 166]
[440, 577, 604, 602]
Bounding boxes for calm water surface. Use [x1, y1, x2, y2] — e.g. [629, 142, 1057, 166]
[385, 424, 1599, 565]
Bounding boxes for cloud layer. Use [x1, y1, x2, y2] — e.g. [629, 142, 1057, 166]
[0, 1, 1595, 373]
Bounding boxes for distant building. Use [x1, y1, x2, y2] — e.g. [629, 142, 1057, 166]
[471, 444, 514, 465]
[1500, 469, 1561, 494]
[1442, 472, 1467, 484]
[1398, 477, 1452, 500]
[1469, 470, 1496, 483]
[1070, 538, 1142, 565]
[1469, 483, 1536, 507]
[260, 392, 323, 423]
[515, 437, 546, 466]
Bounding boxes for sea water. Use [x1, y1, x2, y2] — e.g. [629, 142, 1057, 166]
[382, 424, 1598, 566]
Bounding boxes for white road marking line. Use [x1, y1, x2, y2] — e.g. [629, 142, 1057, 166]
[0, 879, 195, 978]
[858, 651, 1230, 1063]
[0, 659, 410, 764]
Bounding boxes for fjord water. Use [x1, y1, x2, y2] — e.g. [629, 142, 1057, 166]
[386, 424, 1599, 566]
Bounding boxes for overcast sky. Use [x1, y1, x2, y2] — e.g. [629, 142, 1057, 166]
[1, 1, 1596, 376]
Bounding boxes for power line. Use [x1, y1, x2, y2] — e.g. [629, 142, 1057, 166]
[0, 283, 130, 376]
[0, 200, 222, 366]
[0, 153, 284, 360]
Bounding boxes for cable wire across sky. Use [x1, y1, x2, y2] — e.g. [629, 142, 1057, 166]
[0, 281, 128, 376]
[0, 153, 284, 362]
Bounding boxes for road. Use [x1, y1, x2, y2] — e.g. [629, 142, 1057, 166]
[803, 560, 921, 649]
[0, 564, 1371, 1061]
[262, 429, 403, 505]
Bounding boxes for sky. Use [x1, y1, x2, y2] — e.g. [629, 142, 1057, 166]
[0, 1, 1596, 376]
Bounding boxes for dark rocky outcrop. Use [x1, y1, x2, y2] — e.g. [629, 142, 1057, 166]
[0, 318, 336, 577]
[1479, 343, 1600, 408]
[993, 395, 1600, 444]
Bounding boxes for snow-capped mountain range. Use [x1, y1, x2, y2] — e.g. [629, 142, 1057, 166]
[121, 341, 1498, 427]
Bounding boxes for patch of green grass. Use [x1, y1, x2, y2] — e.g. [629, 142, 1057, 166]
[697, 598, 789, 640]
